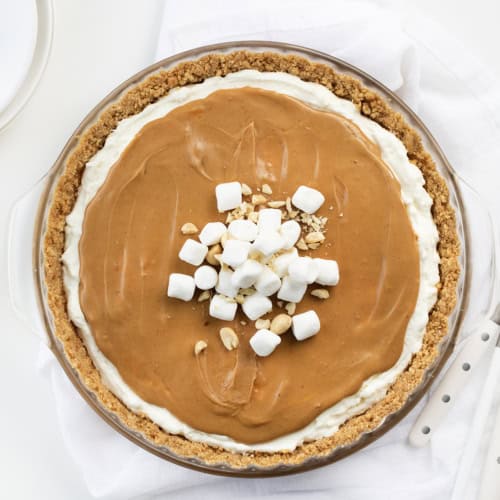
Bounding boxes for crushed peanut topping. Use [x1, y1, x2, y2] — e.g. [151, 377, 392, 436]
[267, 200, 286, 208]
[255, 318, 271, 329]
[219, 327, 239, 350]
[241, 183, 252, 196]
[194, 340, 207, 355]
[206, 244, 222, 266]
[262, 184, 273, 195]
[197, 290, 210, 302]
[181, 222, 199, 235]
[270, 314, 292, 334]
[296, 238, 308, 251]
[248, 211, 259, 223]
[305, 231, 326, 244]
[251, 194, 267, 205]
[310, 289, 330, 299]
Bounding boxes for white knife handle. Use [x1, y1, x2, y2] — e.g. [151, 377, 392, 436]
[409, 319, 499, 447]
[477, 348, 500, 500]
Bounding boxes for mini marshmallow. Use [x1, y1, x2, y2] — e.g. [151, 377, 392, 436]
[242, 293, 273, 320]
[199, 222, 226, 246]
[255, 266, 281, 296]
[249, 329, 281, 357]
[215, 182, 242, 212]
[167, 273, 196, 301]
[228, 219, 258, 242]
[252, 230, 286, 257]
[288, 256, 319, 284]
[291, 185, 325, 214]
[215, 267, 239, 298]
[315, 258, 340, 286]
[292, 310, 321, 340]
[221, 239, 251, 268]
[280, 220, 301, 249]
[209, 294, 237, 321]
[272, 248, 298, 277]
[178, 239, 208, 266]
[194, 265, 218, 290]
[277, 275, 307, 303]
[231, 259, 263, 288]
[257, 208, 282, 232]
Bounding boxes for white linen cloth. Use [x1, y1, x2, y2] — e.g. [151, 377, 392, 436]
[39, 1, 500, 498]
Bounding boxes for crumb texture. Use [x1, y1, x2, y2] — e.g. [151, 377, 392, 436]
[43, 51, 460, 468]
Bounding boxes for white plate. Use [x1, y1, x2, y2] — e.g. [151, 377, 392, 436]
[0, 0, 53, 130]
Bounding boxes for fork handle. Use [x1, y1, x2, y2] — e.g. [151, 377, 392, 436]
[477, 348, 500, 500]
[409, 319, 499, 447]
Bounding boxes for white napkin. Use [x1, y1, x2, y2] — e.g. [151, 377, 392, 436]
[40, 1, 500, 498]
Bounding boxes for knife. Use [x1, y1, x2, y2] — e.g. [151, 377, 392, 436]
[449, 306, 500, 500]
[409, 306, 500, 448]
[477, 327, 500, 500]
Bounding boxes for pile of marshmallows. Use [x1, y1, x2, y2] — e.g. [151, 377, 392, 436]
[167, 182, 339, 357]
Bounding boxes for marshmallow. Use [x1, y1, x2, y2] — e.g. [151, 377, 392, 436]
[221, 240, 251, 268]
[242, 293, 273, 320]
[178, 239, 208, 266]
[199, 222, 226, 246]
[315, 258, 340, 286]
[292, 310, 320, 340]
[231, 259, 263, 288]
[215, 182, 242, 212]
[215, 267, 239, 298]
[194, 265, 218, 290]
[209, 294, 237, 321]
[277, 276, 307, 303]
[228, 219, 258, 242]
[249, 329, 281, 356]
[272, 248, 298, 277]
[255, 267, 281, 296]
[257, 208, 282, 232]
[291, 185, 325, 214]
[288, 256, 319, 284]
[252, 230, 285, 257]
[167, 273, 195, 301]
[280, 220, 301, 249]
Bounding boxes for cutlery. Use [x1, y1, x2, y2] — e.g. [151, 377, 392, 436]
[476, 325, 500, 500]
[409, 306, 500, 448]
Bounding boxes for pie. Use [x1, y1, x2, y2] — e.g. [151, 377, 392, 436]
[43, 50, 460, 468]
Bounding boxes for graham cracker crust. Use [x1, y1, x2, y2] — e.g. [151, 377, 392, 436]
[43, 50, 460, 469]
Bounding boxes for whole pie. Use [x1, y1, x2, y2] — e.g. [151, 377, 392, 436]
[44, 50, 459, 468]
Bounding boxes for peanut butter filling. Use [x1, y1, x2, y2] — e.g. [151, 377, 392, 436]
[79, 87, 420, 444]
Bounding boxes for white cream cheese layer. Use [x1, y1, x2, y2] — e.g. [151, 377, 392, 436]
[62, 70, 440, 453]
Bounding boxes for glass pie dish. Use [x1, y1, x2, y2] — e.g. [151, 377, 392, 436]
[8, 41, 499, 477]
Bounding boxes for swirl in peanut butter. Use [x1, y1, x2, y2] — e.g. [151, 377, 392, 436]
[79, 88, 419, 443]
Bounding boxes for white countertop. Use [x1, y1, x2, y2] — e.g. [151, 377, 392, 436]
[1, 0, 499, 498]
